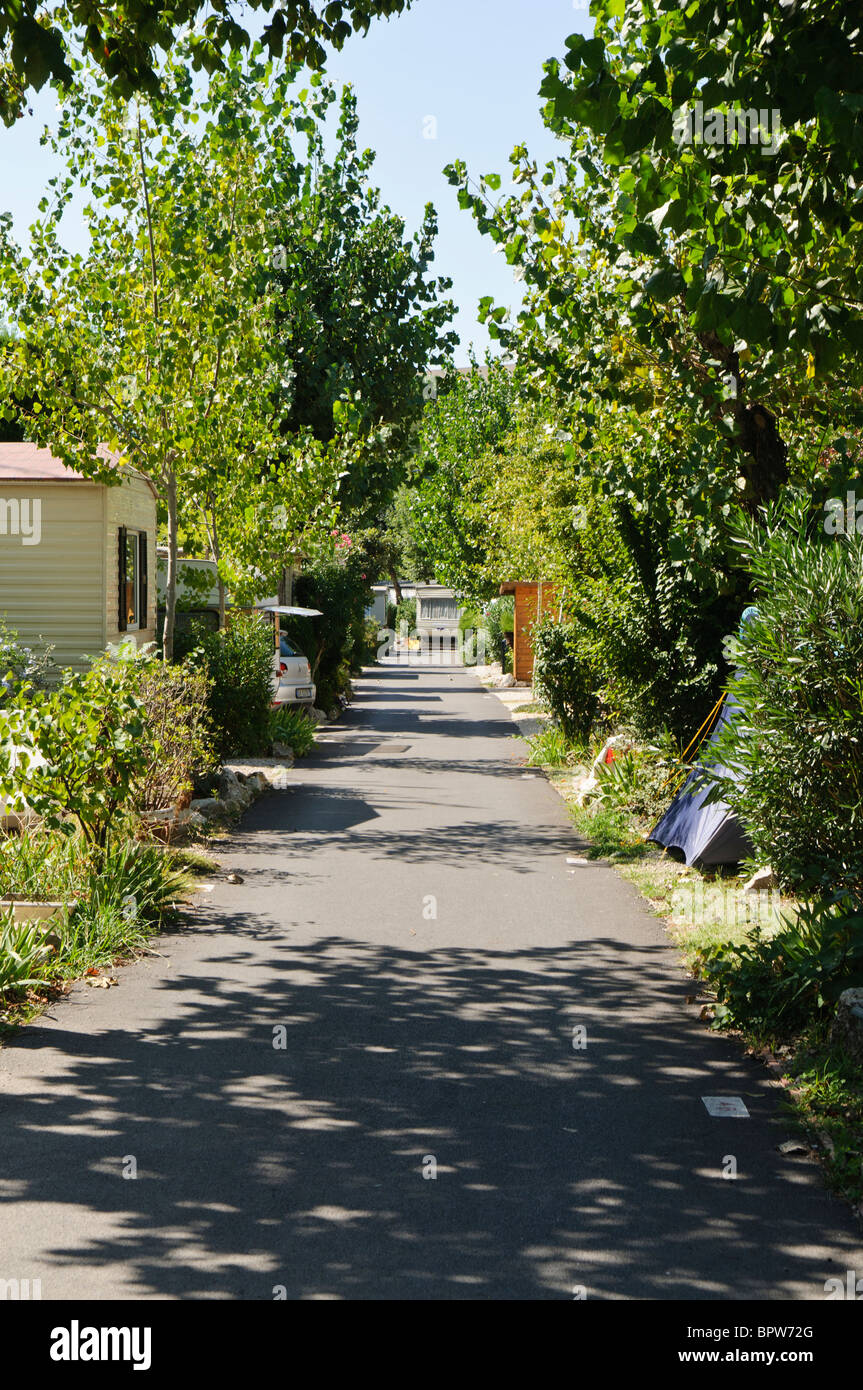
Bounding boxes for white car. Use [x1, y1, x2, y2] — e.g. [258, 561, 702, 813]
[255, 603, 321, 707]
[275, 633, 316, 706]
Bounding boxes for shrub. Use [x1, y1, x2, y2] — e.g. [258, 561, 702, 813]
[711, 502, 863, 905]
[0, 827, 83, 900]
[697, 898, 863, 1040]
[269, 705, 316, 757]
[197, 612, 275, 756]
[395, 595, 416, 634]
[592, 732, 680, 823]
[531, 615, 599, 742]
[287, 552, 372, 708]
[362, 617, 381, 663]
[132, 654, 217, 812]
[0, 654, 148, 857]
[0, 829, 191, 984]
[484, 595, 514, 666]
[0, 912, 53, 997]
[0, 621, 57, 704]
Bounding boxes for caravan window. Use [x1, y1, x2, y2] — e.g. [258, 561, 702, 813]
[124, 532, 140, 630]
[420, 597, 458, 622]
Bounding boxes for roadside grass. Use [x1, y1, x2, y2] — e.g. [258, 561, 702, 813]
[524, 719, 863, 1213]
[0, 830, 209, 1035]
[782, 1031, 863, 1205]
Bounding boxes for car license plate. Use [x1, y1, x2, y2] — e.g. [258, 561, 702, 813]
[295, 687, 312, 699]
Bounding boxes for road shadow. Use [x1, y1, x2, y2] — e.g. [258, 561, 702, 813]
[2, 931, 859, 1300]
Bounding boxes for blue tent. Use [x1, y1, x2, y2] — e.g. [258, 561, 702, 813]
[648, 693, 754, 867]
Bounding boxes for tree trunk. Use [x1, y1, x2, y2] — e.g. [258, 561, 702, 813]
[388, 565, 403, 606]
[162, 470, 178, 663]
[209, 505, 226, 629]
[278, 565, 289, 605]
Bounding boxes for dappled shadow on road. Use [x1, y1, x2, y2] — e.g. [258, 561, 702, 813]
[233, 786, 586, 873]
[2, 931, 858, 1300]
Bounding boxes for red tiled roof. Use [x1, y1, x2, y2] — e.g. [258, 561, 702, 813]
[0, 441, 122, 481]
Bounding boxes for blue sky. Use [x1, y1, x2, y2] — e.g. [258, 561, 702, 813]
[0, 0, 592, 363]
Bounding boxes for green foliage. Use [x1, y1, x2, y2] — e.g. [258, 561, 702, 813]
[197, 612, 275, 757]
[269, 705, 316, 757]
[407, 362, 522, 598]
[531, 616, 599, 743]
[0, 912, 52, 997]
[272, 87, 456, 521]
[0, 828, 87, 900]
[362, 617, 381, 663]
[698, 900, 863, 1040]
[132, 653, 217, 812]
[383, 485, 433, 584]
[0, 0, 415, 124]
[287, 544, 373, 708]
[395, 595, 416, 633]
[525, 724, 581, 769]
[710, 503, 863, 904]
[0, 830, 190, 985]
[0, 655, 148, 854]
[592, 734, 680, 824]
[0, 45, 345, 660]
[484, 594, 514, 666]
[0, 621, 56, 704]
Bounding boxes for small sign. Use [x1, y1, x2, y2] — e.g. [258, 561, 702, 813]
[702, 1096, 750, 1118]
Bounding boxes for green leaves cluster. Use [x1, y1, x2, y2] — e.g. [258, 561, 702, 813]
[711, 500, 863, 904]
[0, 0, 415, 124]
[0, 656, 149, 854]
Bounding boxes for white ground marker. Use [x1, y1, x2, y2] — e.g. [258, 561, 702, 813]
[702, 1096, 750, 1118]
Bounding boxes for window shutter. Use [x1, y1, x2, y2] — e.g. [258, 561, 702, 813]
[118, 526, 127, 632]
[139, 531, 148, 632]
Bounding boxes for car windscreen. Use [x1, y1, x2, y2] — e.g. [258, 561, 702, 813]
[279, 637, 302, 657]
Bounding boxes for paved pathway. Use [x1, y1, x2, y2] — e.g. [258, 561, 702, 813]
[0, 660, 860, 1299]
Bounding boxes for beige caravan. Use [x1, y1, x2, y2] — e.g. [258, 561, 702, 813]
[0, 442, 157, 672]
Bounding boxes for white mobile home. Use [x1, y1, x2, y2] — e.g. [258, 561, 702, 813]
[414, 583, 464, 637]
[0, 442, 157, 671]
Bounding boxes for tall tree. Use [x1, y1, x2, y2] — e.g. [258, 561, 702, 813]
[270, 83, 457, 525]
[0, 48, 337, 658]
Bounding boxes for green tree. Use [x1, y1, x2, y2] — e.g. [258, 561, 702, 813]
[0, 0, 415, 125]
[270, 84, 457, 525]
[0, 48, 340, 658]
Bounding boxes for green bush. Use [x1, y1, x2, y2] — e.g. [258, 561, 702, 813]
[531, 615, 599, 742]
[0, 653, 149, 857]
[592, 732, 680, 823]
[269, 705, 316, 756]
[0, 621, 56, 703]
[362, 617, 381, 663]
[131, 652, 217, 812]
[484, 595, 514, 666]
[197, 611, 275, 757]
[698, 899, 863, 1040]
[395, 595, 417, 634]
[287, 551, 372, 709]
[0, 912, 53, 997]
[0, 829, 191, 987]
[711, 503, 863, 905]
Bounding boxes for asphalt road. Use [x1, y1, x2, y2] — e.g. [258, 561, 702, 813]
[0, 659, 860, 1300]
